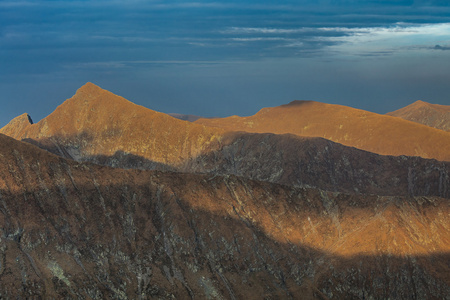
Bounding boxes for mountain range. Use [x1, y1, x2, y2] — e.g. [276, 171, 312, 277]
[0, 83, 449, 298]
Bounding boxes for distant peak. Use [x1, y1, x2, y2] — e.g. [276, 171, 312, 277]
[15, 113, 33, 125]
[412, 100, 429, 106]
[281, 100, 315, 107]
[0, 113, 34, 138]
[83, 82, 101, 89]
[76, 82, 105, 94]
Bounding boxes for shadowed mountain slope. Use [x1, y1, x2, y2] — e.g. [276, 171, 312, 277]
[0, 133, 448, 298]
[387, 100, 450, 132]
[1, 83, 449, 198]
[195, 100, 450, 161]
[184, 132, 450, 198]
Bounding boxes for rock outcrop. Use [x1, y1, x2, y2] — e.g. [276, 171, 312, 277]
[0, 133, 448, 299]
[387, 100, 450, 132]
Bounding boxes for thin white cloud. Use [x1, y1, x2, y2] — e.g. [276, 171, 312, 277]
[320, 23, 450, 56]
[230, 37, 292, 42]
[223, 27, 311, 34]
[223, 23, 450, 57]
[68, 60, 244, 70]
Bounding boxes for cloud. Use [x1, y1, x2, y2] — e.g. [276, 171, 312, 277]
[221, 23, 450, 57]
[434, 44, 450, 50]
[223, 27, 311, 34]
[321, 23, 450, 56]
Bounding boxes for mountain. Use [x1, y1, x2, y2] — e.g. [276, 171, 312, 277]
[1, 83, 449, 198]
[0, 112, 33, 138]
[387, 100, 450, 132]
[0, 133, 448, 298]
[168, 113, 204, 122]
[0, 82, 224, 168]
[185, 132, 450, 198]
[195, 100, 450, 161]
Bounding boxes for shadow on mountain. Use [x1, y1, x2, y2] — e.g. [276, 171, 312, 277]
[0, 158, 448, 299]
[20, 129, 450, 199]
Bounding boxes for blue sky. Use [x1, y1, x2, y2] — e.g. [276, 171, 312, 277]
[1, 0, 450, 126]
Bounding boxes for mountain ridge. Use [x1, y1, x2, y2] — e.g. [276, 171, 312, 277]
[195, 99, 450, 161]
[1, 83, 449, 198]
[387, 100, 450, 131]
[0, 132, 448, 298]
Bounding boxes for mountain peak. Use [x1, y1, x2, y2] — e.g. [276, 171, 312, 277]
[282, 100, 315, 107]
[387, 100, 450, 131]
[0, 112, 33, 138]
[74, 82, 107, 98]
[411, 100, 430, 107]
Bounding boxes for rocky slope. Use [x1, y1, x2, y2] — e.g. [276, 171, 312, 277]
[0, 133, 449, 299]
[195, 100, 450, 161]
[184, 132, 450, 198]
[2, 83, 449, 198]
[387, 100, 450, 132]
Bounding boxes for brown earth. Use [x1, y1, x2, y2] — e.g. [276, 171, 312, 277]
[195, 100, 450, 161]
[387, 100, 450, 132]
[0, 133, 448, 298]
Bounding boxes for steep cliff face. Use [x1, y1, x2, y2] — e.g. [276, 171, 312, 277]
[195, 100, 450, 161]
[0, 134, 449, 299]
[387, 100, 450, 132]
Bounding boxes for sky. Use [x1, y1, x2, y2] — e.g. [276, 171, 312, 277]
[1, 0, 450, 127]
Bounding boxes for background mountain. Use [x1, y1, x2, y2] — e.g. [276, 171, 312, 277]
[1, 83, 449, 198]
[195, 100, 450, 161]
[0, 82, 224, 168]
[168, 113, 204, 122]
[0, 133, 448, 299]
[387, 100, 450, 132]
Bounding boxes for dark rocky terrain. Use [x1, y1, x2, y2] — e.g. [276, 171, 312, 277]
[0, 133, 449, 299]
[387, 100, 450, 132]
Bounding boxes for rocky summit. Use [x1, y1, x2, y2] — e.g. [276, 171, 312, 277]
[0, 83, 449, 299]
